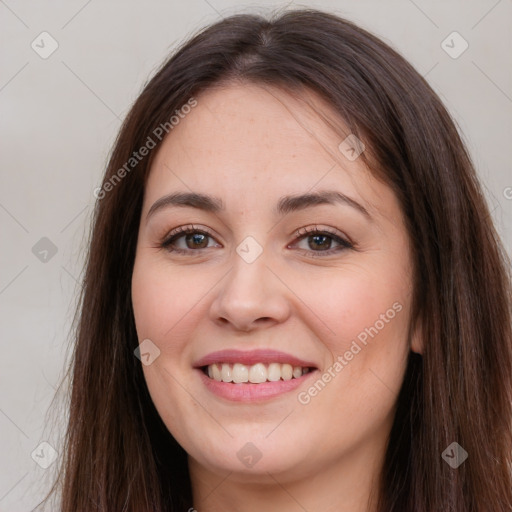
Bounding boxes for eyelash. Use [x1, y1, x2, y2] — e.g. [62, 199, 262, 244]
[159, 224, 354, 257]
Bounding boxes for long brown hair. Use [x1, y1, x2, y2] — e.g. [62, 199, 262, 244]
[38, 8, 512, 511]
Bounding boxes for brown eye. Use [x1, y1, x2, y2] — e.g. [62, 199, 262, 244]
[307, 234, 333, 251]
[292, 226, 353, 257]
[161, 226, 220, 254]
[184, 232, 209, 249]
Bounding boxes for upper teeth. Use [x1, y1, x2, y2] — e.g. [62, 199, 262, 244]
[206, 363, 310, 383]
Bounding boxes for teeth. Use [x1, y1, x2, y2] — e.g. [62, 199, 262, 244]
[205, 363, 311, 383]
[221, 363, 233, 382]
[281, 363, 293, 381]
[232, 363, 249, 383]
[248, 363, 267, 383]
[212, 363, 222, 381]
[267, 363, 281, 382]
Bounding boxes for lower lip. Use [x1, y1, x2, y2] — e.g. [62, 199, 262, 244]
[197, 368, 317, 402]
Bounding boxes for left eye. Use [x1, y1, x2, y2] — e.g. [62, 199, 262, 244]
[290, 226, 353, 255]
[293, 232, 349, 252]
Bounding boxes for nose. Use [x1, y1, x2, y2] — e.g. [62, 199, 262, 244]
[209, 249, 291, 332]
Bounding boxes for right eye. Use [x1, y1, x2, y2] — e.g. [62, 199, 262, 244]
[160, 225, 222, 255]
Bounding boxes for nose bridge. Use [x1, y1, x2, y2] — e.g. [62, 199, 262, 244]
[209, 237, 290, 330]
[232, 239, 271, 291]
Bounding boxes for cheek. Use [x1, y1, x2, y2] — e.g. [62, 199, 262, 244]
[293, 266, 411, 409]
[297, 267, 408, 350]
[131, 255, 212, 351]
[294, 280, 409, 468]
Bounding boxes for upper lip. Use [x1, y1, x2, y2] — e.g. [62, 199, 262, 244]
[194, 349, 318, 369]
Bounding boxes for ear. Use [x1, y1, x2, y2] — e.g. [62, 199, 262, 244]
[409, 313, 423, 355]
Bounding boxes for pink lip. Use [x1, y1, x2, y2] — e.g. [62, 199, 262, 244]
[193, 349, 318, 369]
[193, 349, 319, 403]
[197, 368, 318, 402]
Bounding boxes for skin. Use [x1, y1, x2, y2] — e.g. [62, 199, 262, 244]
[131, 82, 422, 512]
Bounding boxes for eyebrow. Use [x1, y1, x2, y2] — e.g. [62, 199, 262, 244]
[146, 189, 371, 222]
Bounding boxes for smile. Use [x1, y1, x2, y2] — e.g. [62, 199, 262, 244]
[204, 362, 313, 383]
[194, 349, 319, 402]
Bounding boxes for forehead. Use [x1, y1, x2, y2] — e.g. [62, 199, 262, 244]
[146, 83, 377, 203]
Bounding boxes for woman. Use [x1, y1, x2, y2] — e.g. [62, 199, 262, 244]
[40, 8, 512, 512]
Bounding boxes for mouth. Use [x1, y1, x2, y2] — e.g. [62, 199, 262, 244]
[201, 362, 314, 383]
[193, 349, 319, 402]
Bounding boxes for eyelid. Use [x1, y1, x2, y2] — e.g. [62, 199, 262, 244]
[165, 223, 217, 239]
[291, 224, 351, 243]
[161, 224, 220, 249]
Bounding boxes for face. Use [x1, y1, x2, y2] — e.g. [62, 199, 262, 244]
[131, 83, 419, 486]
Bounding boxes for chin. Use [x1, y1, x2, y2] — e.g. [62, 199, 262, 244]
[187, 433, 317, 480]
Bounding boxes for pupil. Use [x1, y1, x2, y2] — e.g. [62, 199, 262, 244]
[187, 233, 207, 249]
[310, 234, 330, 250]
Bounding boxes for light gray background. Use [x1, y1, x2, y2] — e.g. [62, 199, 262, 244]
[1, 1, 511, 510]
